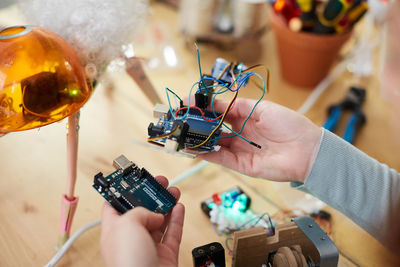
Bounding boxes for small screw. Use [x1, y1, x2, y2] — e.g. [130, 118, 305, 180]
[321, 237, 326, 241]
[210, 246, 216, 250]
[308, 224, 313, 228]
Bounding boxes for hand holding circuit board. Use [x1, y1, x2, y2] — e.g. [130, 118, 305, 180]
[198, 98, 322, 183]
[93, 155, 178, 215]
[147, 55, 270, 157]
[98, 158, 184, 267]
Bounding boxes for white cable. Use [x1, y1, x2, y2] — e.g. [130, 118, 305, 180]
[296, 59, 349, 115]
[169, 160, 209, 186]
[45, 219, 101, 267]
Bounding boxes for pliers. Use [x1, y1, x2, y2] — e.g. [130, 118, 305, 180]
[323, 87, 366, 144]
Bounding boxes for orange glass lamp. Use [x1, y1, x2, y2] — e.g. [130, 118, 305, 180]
[0, 25, 91, 132]
[0, 26, 93, 247]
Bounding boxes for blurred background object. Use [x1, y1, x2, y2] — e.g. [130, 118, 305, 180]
[0, 0, 15, 9]
[270, 11, 352, 88]
[271, 0, 369, 88]
[179, 0, 269, 63]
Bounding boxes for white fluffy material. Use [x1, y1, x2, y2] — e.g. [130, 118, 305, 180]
[19, 0, 148, 74]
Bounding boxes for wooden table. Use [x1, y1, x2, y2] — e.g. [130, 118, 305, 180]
[1, 2, 400, 267]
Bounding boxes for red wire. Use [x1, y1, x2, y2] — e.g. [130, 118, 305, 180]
[175, 106, 223, 122]
[200, 256, 213, 267]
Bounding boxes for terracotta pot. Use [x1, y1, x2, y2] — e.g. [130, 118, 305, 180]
[270, 12, 352, 88]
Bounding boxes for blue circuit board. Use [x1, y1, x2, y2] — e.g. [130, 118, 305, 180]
[151, 108, 222, 151]
[93, 164, 176, 215]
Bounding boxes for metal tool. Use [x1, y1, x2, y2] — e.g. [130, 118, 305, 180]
[323, 87, 366, 144]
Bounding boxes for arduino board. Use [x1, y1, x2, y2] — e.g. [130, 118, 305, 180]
[93, 155, 176, 215]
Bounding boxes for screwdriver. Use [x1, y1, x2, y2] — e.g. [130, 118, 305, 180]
[313, 0, 354, 34]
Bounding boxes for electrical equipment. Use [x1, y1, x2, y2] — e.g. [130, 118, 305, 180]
[147, 56, 268, 157]
[93, 155, 176, 215]
[232, 216, 339, 267]
[201, 187, 251, 217]
[201, 186, 274, 236]
[147, 103, 224, 156]
[192, 242, 226, 267]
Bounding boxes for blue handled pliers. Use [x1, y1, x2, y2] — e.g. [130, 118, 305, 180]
[323, 87, 366, 144]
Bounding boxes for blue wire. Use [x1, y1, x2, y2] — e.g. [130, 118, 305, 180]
[165, 59, 266, 148]
[165, 87, 178, 120]
[197, 77, 229, 94]
[211, 72, 266, 142]
[166, 83, 198, 121]
[166, 88, 183, 102]
[208, 74, 253, 144]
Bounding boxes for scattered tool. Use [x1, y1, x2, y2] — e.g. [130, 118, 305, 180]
[323, 87, 366, 144]
[274, 0, 369, 34]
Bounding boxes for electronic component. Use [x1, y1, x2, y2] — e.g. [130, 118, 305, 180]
[93, 155, 176, 215]
[112, 154, 135, 174]
[148, 103, 224, 155]
[147, 59, 233, 156]
[153, 103, 171, 118]
[201, 186, 274, 236]
[192, 242, 226, 267]
[146, 54, 267, 156]
[201, 186, 251, 217]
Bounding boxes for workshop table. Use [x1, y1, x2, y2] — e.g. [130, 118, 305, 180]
[1, 2, 400, 266]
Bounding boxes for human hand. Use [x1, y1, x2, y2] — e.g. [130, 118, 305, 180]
[199, 98, 322, 183]
[100, 176, 185, 267]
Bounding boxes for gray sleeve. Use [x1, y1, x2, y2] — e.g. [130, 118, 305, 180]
[291, 129, 400, 251]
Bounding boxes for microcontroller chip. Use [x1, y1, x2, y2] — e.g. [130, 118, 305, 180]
[93, 155, 176, 215]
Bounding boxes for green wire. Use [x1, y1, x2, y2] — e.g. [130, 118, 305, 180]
[212, 72, 266, 142]
[166, 88, 183, 102]
[195, 43, 203, 80]
[166, 58, 265, 148]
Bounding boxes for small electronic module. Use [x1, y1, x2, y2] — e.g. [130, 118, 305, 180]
[147, 55, 269, 157]
[93, 155, 176, 215]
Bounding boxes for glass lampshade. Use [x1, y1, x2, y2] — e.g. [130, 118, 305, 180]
[0, 26, 92, 133]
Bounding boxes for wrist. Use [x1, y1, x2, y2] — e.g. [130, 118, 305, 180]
[299, 126, 323, 183]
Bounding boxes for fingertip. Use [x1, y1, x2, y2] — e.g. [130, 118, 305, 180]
[168, 186, 181, 201]
[171, 203, 185, 221]
[175, 203, 185, 215]
[155, 175, 169, 187]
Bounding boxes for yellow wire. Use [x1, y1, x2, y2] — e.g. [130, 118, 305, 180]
[147, 125, 180, 142]
[185, 78, 239, 150]
[217, 63, 231, 80]
[242, 65, 270, 93]
[185, 92, 237, 150]
[157, 63, 269, 150]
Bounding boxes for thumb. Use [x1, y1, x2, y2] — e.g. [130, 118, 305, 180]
[125, 207, 165, 231]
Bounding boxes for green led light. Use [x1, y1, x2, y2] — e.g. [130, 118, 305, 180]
[69, 89, 79, 96]
[236, 194, 249, 212]
[232, 201, 243, 214]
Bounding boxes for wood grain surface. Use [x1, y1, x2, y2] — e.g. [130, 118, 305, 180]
[1, 2, 399, 267]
